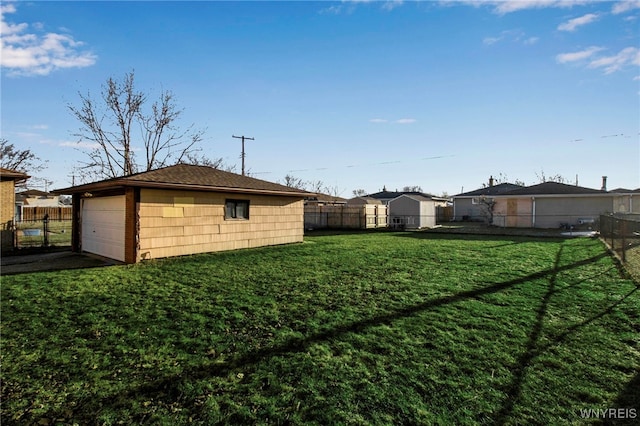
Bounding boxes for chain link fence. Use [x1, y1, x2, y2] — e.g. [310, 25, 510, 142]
[14, 218, 72, 248]
[599, 214, 640, 282]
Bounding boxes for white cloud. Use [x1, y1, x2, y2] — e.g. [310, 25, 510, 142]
[558, 13, 600, 32]
[0, 3, 97, 76]
[633, 75, 640, 81]
[369, 118, 416, 124]
[490, 0, 591, 15]
[382, 1, 404, 11]
[612, 0, 640, 14]
[555, 46, 603, 63]
[59, 140, 101, 150]
[588, 47, 640, 74]
[483, 30, 538, 46]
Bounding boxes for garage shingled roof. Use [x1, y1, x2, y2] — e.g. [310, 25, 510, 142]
[53, 163, 312, 197]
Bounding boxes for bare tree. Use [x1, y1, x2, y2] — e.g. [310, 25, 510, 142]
[352, 188, 367, 197]
[281, 174, 307, 190]
[183, 152, 235, 172]
[323, 184, 342, 199]
[536, 169, 566, 184]
[68, 71, 207, 182]
[0, 139, 46, 173]
[478, 196, 497, 225]
[308, 179, 325, 193]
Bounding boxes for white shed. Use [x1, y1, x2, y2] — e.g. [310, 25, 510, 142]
[388, 194, 438, 229]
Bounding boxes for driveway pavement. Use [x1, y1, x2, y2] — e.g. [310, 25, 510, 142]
[1, 249, 122, 275]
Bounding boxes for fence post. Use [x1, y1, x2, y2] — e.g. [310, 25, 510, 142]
[621, 219, 627, 263]
[43, 213, 50, 247]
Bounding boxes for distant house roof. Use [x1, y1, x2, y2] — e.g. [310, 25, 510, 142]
[53, 164, 313, 197]
[498, 181, 605, 196]
[306, 192, 348, 204]
[17, 189, 52, 198]
[609, 188, 640, 194]
[455, 183, 524, 197]
[347, 196, 383, 205]
[0, 167, 29, 182]
[368, 190, 447, 201]
[391, 194, 434, 203]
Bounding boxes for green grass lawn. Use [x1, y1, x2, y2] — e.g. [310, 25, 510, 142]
[2, 232, 638, 425]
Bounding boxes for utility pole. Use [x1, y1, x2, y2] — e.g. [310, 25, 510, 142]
[232, 135, 254, 176]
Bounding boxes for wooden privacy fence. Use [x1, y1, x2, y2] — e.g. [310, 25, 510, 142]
[20, 206, 72, 221]
[305, 204, 388, 230]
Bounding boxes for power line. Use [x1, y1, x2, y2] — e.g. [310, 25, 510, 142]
[232, 135, 254, 176]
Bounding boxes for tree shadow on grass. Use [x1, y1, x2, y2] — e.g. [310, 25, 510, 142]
[493, 246, 639, 425]
[66, 251, 612, 422]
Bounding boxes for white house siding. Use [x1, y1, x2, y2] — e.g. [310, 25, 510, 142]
[137, 188, 303, 261]
[532, 196, 613, 228]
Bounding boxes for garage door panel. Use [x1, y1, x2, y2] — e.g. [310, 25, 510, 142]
[82, 196, 126, 262]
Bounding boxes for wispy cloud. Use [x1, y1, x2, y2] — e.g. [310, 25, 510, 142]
[612, 0, 640, 14]
[558, 13, 600, 32]
[483, 29, 539, 46]
[320, 0, 403, 14]
[0, 2, 97, 76]
[489, 0, 591, 15]
[369, 118, 416, 124]
[588, 47, 640, 74]
[59, 140, 101, 150]
[555, 46, 604, 63]
[556, 46, 639, 74]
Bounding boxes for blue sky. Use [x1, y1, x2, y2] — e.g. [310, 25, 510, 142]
[2, 0, 639, 196]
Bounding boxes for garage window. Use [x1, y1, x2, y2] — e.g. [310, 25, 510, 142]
[225, 199, 250, 220]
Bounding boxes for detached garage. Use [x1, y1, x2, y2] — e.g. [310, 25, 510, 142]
[53, 164, 310, 263]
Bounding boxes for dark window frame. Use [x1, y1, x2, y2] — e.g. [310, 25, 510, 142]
[224, 199, 250, 220]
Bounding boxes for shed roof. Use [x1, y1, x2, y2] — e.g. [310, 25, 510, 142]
[53, 164, 313, 197]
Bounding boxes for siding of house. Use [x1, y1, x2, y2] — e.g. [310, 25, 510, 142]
[137, 188, 303, 261]
[1, 180, 15, 251]
[453, 198, 487, 222]
[534, 196, 612, 228]
[494, 197, 533, 228]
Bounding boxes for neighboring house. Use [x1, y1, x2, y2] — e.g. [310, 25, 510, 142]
[454, 177, 639, 229]
[0, 168, 29, 252]
[492, 181, 636, 229]
[15, 190, 72, 221]
[304, 192, 347, 206]
[388, 194, 447, 229]
[453, 182, 525, 222]
[346, 196, 383, 206]
[367, 190, 440, 205]
[52, 164, 311, 263]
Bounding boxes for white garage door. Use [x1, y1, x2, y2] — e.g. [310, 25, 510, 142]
[82, 196, 126, 262]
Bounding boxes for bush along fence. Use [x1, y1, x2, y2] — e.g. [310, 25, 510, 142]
[599, 214, 640, 280]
